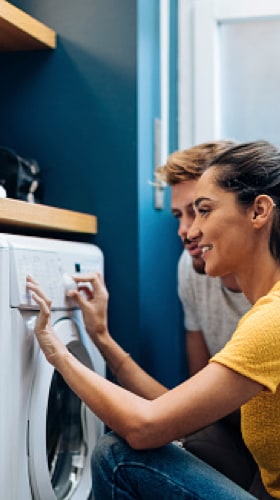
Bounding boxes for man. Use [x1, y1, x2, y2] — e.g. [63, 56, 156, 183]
[158, 141, 257, 489]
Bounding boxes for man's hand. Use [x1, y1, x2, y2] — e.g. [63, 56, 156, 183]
[67, 272, 109, 344]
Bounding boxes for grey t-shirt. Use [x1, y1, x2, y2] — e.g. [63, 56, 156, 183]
[178, 250, 251, 356]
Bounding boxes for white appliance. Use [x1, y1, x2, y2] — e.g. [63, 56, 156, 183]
[0, 234, 105, 500]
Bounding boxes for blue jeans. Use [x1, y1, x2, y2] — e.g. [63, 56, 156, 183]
[91, 432, 257, 499]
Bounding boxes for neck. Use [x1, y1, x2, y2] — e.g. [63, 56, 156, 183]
[221, 274, 241, 292]
[233, 249, 280, 304]
[238, 268, 280, 305]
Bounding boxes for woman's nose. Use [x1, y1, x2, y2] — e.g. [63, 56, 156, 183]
[187, 219, 201, 242]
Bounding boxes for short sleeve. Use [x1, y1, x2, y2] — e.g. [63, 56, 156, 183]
[211, 294, 280, 393]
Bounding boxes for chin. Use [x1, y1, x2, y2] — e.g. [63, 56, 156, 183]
[192, 258, 206, 275]
[204, 262, 221, 278]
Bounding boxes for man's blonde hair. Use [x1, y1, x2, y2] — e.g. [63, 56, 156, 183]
[157, 140, 236, 185]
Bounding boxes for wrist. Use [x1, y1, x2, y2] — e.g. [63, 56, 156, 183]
[93, 333, 130, 377]
[87, 321, 108, 338]
[112, 352, 130, 377]
[52, 348, 72, 372]
[93, 327, 111, 346]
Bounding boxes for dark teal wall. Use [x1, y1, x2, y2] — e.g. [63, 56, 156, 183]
[137, 0, 185, 386]
[1, 0, 186, 386]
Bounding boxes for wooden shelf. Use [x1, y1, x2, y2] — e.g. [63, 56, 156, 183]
[0, 1, 56, 51]
[0, 198, 97, 234]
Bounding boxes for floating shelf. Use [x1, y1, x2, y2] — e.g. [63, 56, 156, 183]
[0, 1, 56, 51]
[0, 198, 97, 234]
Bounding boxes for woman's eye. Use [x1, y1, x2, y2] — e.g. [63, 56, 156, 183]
[197, 207, 210, 217]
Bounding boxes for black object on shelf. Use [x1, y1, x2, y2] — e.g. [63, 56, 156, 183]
[0, 146, 42, 203]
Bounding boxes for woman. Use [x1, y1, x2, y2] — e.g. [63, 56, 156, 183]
[27, 140, 280, 499]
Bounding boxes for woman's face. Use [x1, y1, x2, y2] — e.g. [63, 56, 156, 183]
[189, 167, 255, 278]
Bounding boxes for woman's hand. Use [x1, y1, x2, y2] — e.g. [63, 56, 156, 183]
[26, 276, 69, 367]
[66, 272, 109, 345]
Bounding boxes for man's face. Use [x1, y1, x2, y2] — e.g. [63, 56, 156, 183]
[171, 180, 205, 274]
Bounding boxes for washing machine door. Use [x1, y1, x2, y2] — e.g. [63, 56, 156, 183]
[28, 318, 101, 500]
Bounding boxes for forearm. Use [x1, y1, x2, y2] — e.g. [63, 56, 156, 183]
[95, 330, 167, 399]
[56, 354, 263, 450]
[56, 350, 151, 444]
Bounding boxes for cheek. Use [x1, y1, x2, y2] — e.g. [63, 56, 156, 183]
[215, 224, 249, 257]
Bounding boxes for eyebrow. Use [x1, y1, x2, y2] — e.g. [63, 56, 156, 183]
[193, 197, 212, 208]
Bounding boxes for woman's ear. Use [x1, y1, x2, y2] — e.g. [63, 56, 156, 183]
[251, 195, 275, 227]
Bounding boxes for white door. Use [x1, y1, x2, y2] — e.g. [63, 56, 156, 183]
[28, 318, 102, 500]
[179, 0, 280, 147]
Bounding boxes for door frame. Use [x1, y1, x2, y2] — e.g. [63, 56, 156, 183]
[178, 0, 280, 147]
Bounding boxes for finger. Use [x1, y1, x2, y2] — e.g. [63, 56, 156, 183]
[72, 272, 100, 285]
[66, 289, 89, 308]
[77, 285, 93, 300]
[31, 292, 51, 316]
[27, 282, 52, 308]
[26, 275, 39, 286]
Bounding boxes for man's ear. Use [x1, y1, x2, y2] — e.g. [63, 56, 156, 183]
[251, 195, 275, 227]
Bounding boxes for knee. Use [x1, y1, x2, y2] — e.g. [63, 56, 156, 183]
[91, 432, 125, 497]
[92, 432, 117, 466]
[92, 432, 138, 497]
[92, 432, 127, 478]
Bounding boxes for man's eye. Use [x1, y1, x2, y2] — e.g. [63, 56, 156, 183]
[172, 212, 182, 219]
[187, 207, 195, 218]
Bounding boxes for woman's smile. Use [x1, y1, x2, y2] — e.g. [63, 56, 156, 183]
[200, 244, 213, 258]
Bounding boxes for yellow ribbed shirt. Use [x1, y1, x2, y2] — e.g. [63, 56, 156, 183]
[211, 281, 280, 499]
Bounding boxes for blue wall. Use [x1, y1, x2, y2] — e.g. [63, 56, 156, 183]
[1, 0, 186, 387]
[137, 0, 186, 384]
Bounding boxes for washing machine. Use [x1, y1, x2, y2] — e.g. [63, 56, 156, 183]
[0, 234, 105, 500]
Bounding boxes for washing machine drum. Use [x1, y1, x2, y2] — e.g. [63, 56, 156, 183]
[47, 341, 91, 498]
[28, 319, 101, 500]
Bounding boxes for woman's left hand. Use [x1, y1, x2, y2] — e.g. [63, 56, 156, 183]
[26, 275, 69, 367]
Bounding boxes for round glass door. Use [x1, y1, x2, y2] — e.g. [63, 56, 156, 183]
[28, 318, 101, 500]
[47, 340, 92, 499]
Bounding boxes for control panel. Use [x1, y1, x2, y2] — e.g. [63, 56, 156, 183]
[8, 237, 104, 310]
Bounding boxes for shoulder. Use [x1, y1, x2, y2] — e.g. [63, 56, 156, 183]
[213, 286, 280, 376]
[238, 286, 280, 333]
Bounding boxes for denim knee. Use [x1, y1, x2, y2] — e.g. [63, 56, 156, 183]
[91, 432, 125, 499]
[91, 432, 257, 500]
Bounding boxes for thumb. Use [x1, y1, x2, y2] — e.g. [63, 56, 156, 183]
[66, 289, 88, 308]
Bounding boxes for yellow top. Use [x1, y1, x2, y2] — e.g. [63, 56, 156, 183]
[211, 281, 280, 499]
